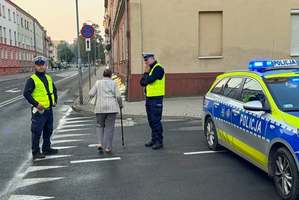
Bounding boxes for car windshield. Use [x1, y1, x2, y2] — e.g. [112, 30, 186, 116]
[265, 76, 299, 112]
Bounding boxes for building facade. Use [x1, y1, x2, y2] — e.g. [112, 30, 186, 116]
[0, 0, 51, 75]
[105, 0, 299, 101]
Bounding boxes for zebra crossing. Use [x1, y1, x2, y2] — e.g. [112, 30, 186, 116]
[8, 107, 135, 200]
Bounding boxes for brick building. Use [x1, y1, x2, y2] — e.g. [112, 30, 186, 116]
[0, 0, 51, 75]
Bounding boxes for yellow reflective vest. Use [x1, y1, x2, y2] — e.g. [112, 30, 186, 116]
[31, 74, 55, 109]
[146, 63, 165, 97]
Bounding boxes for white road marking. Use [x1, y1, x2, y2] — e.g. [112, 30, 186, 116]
[33, 155, 72, 161]
[9, 195, 54, 200]
[52, 146, 78, 150]
[70, 157, 121, 164]
[63, 116, 95, 121]
[53, 133, 90, 139]
[0, 95, 23, 108]
[5, 88, 21, 93]
[88, 144, 97, 147]
[25, 166, 66, 174]
[17, 177, 64, 188]
[55, 128, 91, 133]
[183, 150, 226, 155]
[60, 120, 95, 125]
[52, 139, 83, 144]
[57, 124, 94, 129]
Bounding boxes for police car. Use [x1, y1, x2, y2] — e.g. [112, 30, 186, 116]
[203, 59, 299, 200]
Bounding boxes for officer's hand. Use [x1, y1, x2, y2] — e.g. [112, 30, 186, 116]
[37, 104, 44, 111]
[144, 65, 150, 73]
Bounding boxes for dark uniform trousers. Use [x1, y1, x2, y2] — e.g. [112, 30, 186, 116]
[146, 96, 163, 144]
[31, 108, 53, 154]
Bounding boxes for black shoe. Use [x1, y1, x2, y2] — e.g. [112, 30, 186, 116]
[152, 143, 163, 150]
[43, 148, 58, 155]
[33, 152, 45, 160]
[145, 141, 155, 147]
[97, 146, 104, 154]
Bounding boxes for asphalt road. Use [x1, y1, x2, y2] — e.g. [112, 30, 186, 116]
[0, 68, 91, 199]
[3, 109, 282, 200]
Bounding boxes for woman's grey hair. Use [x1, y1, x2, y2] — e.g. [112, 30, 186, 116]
[103, 68, 112, 78]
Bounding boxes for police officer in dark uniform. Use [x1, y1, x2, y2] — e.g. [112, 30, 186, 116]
[140, 53, 165, 150]
[23, 56, 58, 160]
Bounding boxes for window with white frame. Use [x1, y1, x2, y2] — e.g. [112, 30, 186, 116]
[2, 5, 5, 18]
[0, 26, 2, 43]
[291, 10, 299, 56]
[8, 9, 10, 21]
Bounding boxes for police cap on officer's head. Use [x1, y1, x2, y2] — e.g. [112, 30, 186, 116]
[33, 56, 47, 66]
[142, 53, 155, 60]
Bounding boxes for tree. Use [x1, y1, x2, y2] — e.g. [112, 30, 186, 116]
[57, 41, 74, 64]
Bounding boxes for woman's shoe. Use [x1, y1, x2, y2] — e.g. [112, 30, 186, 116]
[97, 145, 103, 154]
[105, 148, 112, 154]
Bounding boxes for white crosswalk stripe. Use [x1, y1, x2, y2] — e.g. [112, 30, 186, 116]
[17, 177, 64, 188]
[9, 195, 54, 200]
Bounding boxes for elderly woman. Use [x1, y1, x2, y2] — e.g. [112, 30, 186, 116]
[89, 68, 123, 154]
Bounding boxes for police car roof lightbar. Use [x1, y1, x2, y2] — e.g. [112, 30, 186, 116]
[248, 59, 299, 73]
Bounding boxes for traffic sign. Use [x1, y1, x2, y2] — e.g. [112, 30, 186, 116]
[81, 24, 95, 38]
[85, 38, 91, 51]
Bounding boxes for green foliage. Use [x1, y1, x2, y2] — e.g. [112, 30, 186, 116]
[57, 41, 74, 63]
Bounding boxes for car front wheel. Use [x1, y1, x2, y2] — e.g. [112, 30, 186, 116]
[204, 117, 220, 150]
[271, 147, 299, 200]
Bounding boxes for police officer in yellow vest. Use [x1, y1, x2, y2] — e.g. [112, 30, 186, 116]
[23, 56, 58, 160]
[140, 53, 165, 150]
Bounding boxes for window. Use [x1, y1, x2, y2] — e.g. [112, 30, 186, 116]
[0, 3, 1, 16]
[223, 78, 243, 100]
[241, 78, 266, 103]
[198, 11, 223, 58]
[13, 12, 15, 23]
[211, 78, 229, 95]
[2, 5, 5, 18]
[8, 9, 10, 21]
[3, 27, 6, 44]
[291, 10, 299, 56]
[9, 29, 12, 45]
[21, 18, 23, 27]
[0, 26, 2, 43]
[14, 31, 16, 46]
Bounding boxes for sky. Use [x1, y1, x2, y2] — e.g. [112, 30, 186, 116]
[12, 0, 105, 42]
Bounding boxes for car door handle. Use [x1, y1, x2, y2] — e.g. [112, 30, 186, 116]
[214, 102, 220, 106]
[232, 109, 240, 115]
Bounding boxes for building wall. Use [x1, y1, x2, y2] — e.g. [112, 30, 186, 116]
[126, 0, 299, 101]
[0, 0, 20, 74]
[0, 0, 50, 75]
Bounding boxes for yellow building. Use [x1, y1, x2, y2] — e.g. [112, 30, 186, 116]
[104, 0, 299, 101]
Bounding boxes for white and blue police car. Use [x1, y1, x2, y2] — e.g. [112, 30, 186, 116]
[203, 59, 299, 200]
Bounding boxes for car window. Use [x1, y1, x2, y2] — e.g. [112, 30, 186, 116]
[241, 78, 266, 104]
[211, 78, 228, 95]
[223, 77, 243, 100]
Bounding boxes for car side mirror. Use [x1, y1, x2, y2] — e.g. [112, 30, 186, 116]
[243, 100, 270, 112]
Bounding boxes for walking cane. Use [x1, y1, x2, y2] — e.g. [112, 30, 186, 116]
[120, 107, 125, 147]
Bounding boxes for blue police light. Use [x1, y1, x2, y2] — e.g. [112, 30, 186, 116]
[248, 60, 273, 72]
[248, 59, 298, 72]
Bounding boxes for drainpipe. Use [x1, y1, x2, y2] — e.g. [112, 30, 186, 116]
[125, 0, 130, 101]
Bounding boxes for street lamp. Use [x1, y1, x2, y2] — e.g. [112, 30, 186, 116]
[75, 0, 83, 104]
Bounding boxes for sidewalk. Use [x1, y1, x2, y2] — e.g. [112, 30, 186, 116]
[72, 69, 203, 119]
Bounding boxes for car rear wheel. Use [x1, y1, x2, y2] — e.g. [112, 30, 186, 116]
[204, 117, 220, 150]
[271, 147, 299, 200]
